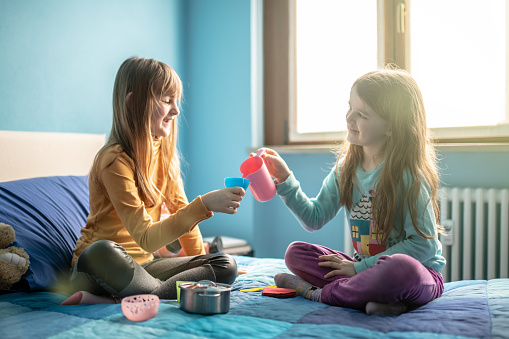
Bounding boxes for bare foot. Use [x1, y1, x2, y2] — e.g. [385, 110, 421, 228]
[365, 301, 408, 316]
[60, 291, 116, 305]
[60, 291, 84, 305]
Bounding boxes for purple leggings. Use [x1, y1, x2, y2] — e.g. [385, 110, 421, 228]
[284, 241, 444, 310]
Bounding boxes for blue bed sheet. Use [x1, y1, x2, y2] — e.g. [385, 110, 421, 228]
[1, 256, 508, 339]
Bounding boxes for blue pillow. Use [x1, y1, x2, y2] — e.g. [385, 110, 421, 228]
[0, 176, 89, 292]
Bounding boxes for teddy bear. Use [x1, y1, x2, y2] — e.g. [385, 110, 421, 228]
[0, 222, 30, 289]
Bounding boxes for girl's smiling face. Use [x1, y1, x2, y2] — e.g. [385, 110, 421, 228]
[150, 94, 179, 138]
[346, 86, 391, 151]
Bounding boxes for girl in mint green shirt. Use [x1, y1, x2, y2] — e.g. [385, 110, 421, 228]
[259, 68, 445, 316]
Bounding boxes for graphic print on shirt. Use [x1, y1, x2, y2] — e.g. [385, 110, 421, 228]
[350, 189, 385, 256]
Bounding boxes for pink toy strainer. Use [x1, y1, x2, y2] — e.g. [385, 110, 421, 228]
[240, 149, 276, 202]
[121, 294, 159, 321]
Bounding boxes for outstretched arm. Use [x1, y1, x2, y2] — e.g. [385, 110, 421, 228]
[263, 149, 343, 232]
[100, 155, 213, 253]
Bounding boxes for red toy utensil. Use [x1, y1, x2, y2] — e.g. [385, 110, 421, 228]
[262, 287, 297, 298]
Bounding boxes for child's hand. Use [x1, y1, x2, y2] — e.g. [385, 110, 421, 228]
[317, 254, 357, 278]
[252, 148, 291, 184]
[201, 187, 245, 214]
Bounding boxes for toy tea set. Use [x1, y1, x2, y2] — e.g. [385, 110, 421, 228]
[226, 148, 276, 202]
[121, 149, 292, 321]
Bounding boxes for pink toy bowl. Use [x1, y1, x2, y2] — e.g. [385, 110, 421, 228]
[240, 149, 276, 202]
[121, 294, 159, 321]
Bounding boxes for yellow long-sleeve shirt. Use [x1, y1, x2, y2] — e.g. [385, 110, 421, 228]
[72, 138, 212, 266]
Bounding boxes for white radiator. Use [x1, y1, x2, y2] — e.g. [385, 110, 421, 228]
[439, 187, 509, 282]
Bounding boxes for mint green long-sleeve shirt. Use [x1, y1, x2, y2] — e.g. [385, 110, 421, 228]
[276, 163, 446, 274]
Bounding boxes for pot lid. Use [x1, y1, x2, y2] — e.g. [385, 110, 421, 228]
[180, 280, 232, 292]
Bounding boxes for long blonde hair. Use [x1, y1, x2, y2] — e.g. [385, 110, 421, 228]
[91, 57, 183, 207]
[337, 67, 440, 245]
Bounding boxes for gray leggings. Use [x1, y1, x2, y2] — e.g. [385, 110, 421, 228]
[69, 240, 237, 299]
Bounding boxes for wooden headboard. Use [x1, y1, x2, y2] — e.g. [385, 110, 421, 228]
[0, 131, 106, 182]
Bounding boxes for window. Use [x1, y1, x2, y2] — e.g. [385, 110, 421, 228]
[263, 0, 509, 145]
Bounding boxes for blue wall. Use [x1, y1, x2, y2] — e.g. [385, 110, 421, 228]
[0, 0, 184, 134]
[181, 0, 255, 245]
[1, 0, 508, 260]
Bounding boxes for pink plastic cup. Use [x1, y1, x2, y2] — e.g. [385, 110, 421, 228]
[240, 149, 276, 202]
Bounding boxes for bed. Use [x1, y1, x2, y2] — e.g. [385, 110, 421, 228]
[1, 131, 509, 338]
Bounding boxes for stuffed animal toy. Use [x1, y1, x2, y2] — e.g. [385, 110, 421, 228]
[0, 223, 30, 289]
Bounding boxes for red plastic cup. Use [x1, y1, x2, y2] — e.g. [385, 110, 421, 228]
[240, 149, 276, 202]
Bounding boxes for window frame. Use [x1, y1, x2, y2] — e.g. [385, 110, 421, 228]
[263, 0, 509, 146]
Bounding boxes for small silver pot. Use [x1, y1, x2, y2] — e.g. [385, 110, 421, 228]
[179, 280, 232, 315]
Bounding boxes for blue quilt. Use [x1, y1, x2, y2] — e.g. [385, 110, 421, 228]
[1, 256, 508, 339]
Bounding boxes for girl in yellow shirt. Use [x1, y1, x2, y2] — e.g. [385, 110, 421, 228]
[62, 57, 244, 304]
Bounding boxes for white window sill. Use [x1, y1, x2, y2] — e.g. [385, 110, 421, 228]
[249, 143, 509, 154]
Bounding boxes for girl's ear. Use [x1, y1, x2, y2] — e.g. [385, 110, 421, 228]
[126, 92, 133, 103]
[386, 127, 392, 137]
